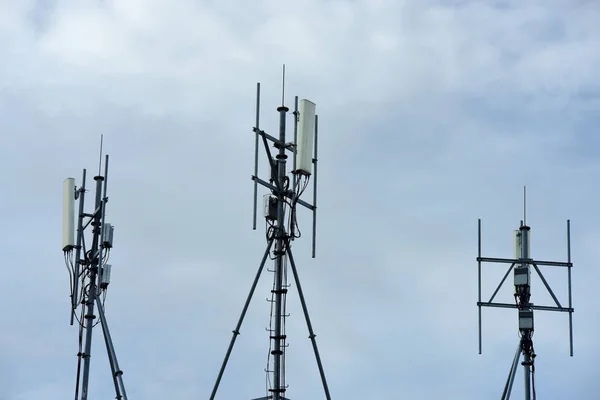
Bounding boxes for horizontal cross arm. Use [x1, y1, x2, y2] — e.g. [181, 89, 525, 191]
[251, 176, 315, 210]
[477, 257, 571, 267]
[478, 302, 574, 313]
[254, 127, 283, 146]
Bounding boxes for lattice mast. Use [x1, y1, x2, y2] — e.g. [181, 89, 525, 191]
[477, 188, 574, 400]
[210, 67, 331, 400]
[62, 138, 128, 400]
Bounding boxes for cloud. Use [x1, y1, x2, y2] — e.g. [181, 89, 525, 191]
[1, 0, 599, 399]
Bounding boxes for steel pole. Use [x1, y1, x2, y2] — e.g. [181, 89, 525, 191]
[272, 105, 289, 399]
[80, 176, 104, 400]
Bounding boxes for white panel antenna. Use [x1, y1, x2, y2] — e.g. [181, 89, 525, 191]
[295, 99, 316, 176]
[63, 178, 75, 251]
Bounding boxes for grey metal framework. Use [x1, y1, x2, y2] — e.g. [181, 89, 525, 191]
[63, 151, 128, 400]
[477, 218, 574, 400]
[210, 74, 331, 400]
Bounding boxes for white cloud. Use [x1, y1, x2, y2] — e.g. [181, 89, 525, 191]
[1, 0, 599, 399]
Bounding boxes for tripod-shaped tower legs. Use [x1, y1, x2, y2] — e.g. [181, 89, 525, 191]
[210, 239, 274, 399]
[209, 237, 331, 399]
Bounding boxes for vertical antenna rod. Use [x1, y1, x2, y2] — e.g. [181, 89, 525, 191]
[98, 135, 104, 176]
[281, 64, 286, 106]
[292, 96, 299, 192]
[71, 169, 87, 326]
[477, 218, 482, 354]
[523, 185, 527, 226]
[312, 115, 319, 258]
[253, 83, 261, 230]
[567, 219, 573, 356]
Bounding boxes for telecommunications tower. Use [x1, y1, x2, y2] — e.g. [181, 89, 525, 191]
[477, 188, 574, 400]
[210, 67, 331, 400]
[62, 138, 128, 400]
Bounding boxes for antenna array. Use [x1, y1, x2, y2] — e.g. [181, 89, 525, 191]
[210, 69, 330, 400]
[62, 141, 128, 400]
[477, 192, 574, 400]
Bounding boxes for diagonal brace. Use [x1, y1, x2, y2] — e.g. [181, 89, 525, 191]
[488, 263, 515, 303]
[532, 263, 562, 308]
[285, 244, 331, 400]
[260, 134, 283, 193]
[254, 127, 284, 147]
[97, 299, 127, 400]
[501, 343, 521, 400]
[210, 239, 275, 400]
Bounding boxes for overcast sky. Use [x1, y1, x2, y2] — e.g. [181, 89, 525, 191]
[1, 0, 600, 399]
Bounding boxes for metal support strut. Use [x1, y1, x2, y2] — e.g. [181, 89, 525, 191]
[270, 104, 290, 399]
[97, 299, 128, 400]
[209, 239, 274, 400]
[286, 244, 331, 399]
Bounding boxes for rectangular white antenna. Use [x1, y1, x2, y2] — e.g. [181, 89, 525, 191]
[295, 99, 316, 176]
[63, 178, 75, 251]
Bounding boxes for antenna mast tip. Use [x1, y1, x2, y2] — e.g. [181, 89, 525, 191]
[281, 64, 286, 106]
[523, 185, 527, 226]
